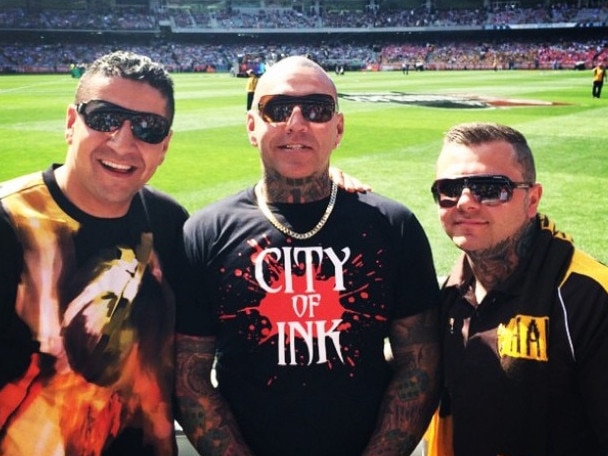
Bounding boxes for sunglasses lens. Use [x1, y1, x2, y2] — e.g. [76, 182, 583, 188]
[259, 95, 335, 123]
[469, 181, 511, 205]
[85, 111, 125, 133]
[436, 180, 463, 198]
[433, 180, 464, 208]
[78, 101, 169, 144]
[262, 102, 295, 123]
[130, 114, 170, 144]
[301, 102, 335, 122]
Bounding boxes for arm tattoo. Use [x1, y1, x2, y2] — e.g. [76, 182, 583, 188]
[175, 334, 254, 456]
[362, 308, 441, 455]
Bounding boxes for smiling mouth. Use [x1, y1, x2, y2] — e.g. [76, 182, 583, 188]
[281, 144, 308, 150]
[455, 221, 486, 227]
[100, 159, 135, 174]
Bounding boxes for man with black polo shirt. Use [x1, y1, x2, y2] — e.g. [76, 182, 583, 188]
[425, 122, 608, 456]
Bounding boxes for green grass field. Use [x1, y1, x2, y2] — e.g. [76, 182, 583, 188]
[1, 69, 606, 275]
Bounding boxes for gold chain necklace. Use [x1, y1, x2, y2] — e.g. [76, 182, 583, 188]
[255, 180, 338, 240]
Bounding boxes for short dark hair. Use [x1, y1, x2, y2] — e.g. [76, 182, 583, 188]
[443, 122, 536, 183]
[75, 50, 175, 125]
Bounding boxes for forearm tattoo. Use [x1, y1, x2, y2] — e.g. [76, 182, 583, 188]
[363, 310, 441, 455]
[175, 334, 253, 456]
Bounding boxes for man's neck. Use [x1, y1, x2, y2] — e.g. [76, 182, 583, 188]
[261, 172, 332, 204]
[466, 218, 537, 297]
[54, 165, 131, 218]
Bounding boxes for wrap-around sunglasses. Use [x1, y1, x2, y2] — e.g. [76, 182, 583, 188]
[431, 174, 533, 208]
[76, 100, 170, 144]
[257, 93, 337, 123]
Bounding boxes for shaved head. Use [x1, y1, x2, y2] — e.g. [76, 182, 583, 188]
[253, 56, 338, 107]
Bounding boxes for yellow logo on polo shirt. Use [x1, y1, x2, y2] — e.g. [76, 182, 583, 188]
[497, 315, 549, 361]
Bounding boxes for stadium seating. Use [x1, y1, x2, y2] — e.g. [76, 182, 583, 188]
[1, 1, 607, 73]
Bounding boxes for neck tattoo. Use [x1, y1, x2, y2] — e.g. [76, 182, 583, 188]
[255, 180, 337, 240]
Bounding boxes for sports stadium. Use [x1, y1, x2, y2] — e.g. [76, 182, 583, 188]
[1, 0, 608, 74]
[1, 3, 607, 452]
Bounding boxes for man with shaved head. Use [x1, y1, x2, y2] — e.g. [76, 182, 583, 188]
[175, 55, 441, 455]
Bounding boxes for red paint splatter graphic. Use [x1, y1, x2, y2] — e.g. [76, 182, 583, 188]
[219, 237, 388, 372]
[256, 272, 344, 342]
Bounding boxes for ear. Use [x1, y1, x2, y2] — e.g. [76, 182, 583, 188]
[158, 130, 172, 165]
[527, 183, 543, 217]
[246, 112, 258, 147]
[333, 112, 345, 149]
[65, 104, 78, 144]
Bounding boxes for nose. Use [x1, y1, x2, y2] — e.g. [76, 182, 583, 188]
[108, 120, 138, 147]
[285, 106, 308, 131]
[455, 187, 480, 210]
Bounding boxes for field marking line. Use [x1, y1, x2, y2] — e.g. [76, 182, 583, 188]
[0, 80, 63, 95]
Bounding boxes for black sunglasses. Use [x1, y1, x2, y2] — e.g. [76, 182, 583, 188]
[257, 94, 337, 123]
[431, 174, 533, 208]
[76, 100, 170, 145]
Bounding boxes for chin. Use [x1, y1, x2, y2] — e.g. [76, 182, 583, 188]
[451, 236, 481, 252]
[281, 169, 316, 180]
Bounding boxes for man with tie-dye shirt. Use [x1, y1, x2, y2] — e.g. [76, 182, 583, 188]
[0, 50, 189, 455]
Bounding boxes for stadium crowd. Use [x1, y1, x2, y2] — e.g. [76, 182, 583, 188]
[0, 7, 157, 30]
[0, 38, 605, 74]
[1, 2, 608, 74]
[0, 2, 607, 30]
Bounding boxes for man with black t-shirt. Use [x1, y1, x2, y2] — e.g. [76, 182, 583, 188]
[0, 51, 189, 455]
[175, 55, 441, 456]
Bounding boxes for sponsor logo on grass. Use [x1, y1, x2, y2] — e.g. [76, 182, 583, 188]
[338, 92, 563, 109]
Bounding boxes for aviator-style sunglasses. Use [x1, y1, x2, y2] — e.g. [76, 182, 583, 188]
[257, 93, 337, 123]
[431, 174, 534, 208]
[76, 100, 170, 145]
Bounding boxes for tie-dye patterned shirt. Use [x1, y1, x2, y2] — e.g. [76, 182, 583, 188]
[0, 166, 189, 456]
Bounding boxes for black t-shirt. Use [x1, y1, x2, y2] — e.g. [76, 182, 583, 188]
[179, 186, 439, 456]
